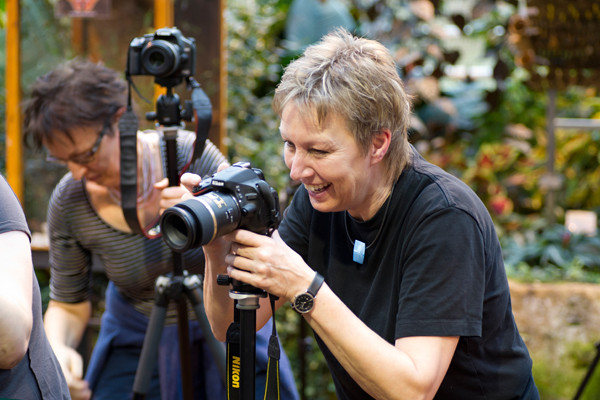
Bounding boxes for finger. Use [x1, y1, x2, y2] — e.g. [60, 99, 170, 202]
[69, 352, 85, 380]
[217, 162, 231, 172]
[69, 379, 92, 400]
[226, 264, 255, 280]
[226, 229, 266, 247]
[225, 253, 250, 272]
[161, 185, 186, 200]
[153, 177, 169, 190]
[180, 173, 203, 191]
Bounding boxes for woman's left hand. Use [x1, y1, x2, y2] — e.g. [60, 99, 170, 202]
[223, 229, 315, 301]
[154, 178, 191, 214]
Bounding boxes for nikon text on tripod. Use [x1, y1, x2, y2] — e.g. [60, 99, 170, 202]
[159, 162, 281, 252]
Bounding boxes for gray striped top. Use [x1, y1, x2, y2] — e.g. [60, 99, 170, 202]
[47, 130, 227, 321]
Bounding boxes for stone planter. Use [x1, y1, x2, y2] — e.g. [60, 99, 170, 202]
[509, 280, 600, 399]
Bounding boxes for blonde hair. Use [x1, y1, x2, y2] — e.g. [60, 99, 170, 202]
[273, 28, 412, 180]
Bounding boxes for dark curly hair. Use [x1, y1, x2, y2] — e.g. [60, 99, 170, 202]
[23, 58, 127, 150]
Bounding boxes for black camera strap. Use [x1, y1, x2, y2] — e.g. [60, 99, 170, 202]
[264, 294, 282, 400]
[119, 93, 144, 235]
[119, 76, 212, 236]
[188, 78, 211, 162]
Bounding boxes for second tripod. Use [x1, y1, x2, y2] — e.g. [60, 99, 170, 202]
[132, 266, 226, 399]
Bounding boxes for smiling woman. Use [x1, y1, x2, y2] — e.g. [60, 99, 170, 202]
[191, 28, 541, 400]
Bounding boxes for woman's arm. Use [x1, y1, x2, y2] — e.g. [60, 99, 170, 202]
[306, 284, 458, 399]
[0, 231, 33, 369]
[44, 299, 92, 400]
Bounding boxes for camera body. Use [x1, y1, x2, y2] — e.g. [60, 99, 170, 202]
[128, 27, 196, 84]
[160, 162, 281, 252]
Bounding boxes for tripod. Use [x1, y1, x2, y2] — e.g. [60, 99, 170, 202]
[132, 259, 226, 399]
[230, 292, 267, 400]
[218, 275, 273, 400]
[128, 82, 226, 399]
[573, 341, 600, 400]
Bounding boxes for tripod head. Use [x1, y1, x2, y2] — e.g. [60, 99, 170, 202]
[217, 274, 267, 299]
[146, 86, 193, 128]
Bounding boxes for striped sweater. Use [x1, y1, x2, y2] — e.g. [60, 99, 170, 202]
[47, 130, 227, 322]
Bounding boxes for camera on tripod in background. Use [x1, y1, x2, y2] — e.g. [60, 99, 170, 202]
[128, 27, 196, 86]
[124, 27, 200, 133]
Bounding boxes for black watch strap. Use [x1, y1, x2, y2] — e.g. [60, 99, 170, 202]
[307, 272, 325, 297]
[291, 272, 325, 314]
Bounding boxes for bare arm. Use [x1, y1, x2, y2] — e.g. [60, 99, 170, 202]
[306, 284, 458, 399]
[44, 299, 92, 400]
[44, 299, 91, 349]
[0, 231, 33, 369]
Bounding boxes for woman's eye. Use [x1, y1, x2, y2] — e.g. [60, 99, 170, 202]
[284, 141, 295, 151]
[310, 148, 328, 155]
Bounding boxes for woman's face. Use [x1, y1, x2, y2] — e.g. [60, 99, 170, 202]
[281, 103, 382, 219]
[43, 121, 121, 189]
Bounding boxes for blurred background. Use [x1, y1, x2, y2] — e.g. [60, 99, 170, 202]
[2, 1, 600, 398]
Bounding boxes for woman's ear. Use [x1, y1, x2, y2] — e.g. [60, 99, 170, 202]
[114, 106, 127, 121]
[370, 129, 391, 165]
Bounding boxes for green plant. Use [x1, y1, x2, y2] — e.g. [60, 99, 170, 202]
[530, 340, 600, 400]
[225, 0, 292, 191]
[501, 221, 600, 283]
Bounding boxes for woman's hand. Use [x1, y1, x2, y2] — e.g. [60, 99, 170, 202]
[179, 162, 231, 200]
[153, 178, 192, 215]
[223, 229, 315, 302]
[178, 173, 203, 200]
[52, 343, 92, 400]
[179, 164, 233, 270]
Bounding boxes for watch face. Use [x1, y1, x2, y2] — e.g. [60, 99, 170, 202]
[294, 293, 314, 313]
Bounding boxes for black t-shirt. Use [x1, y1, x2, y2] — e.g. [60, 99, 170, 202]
[0, 175, 70, 399]
[278, 149, 538, 399]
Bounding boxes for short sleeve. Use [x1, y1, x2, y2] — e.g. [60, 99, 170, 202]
[396, 206, 485, 338]
[47, 177, 93, 303]
[0, 175, 30, 238]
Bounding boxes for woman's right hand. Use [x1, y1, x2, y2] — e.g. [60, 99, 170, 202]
[180, 163, 233, 265]
[180, 162, 231, 199]
[53, 343, 92, 400]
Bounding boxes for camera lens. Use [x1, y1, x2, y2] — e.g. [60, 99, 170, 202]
[160, 192, 241, 252]
[141, 40, 181, 77]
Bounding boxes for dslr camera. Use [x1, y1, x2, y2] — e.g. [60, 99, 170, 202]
[128, 27, 196, 84]
[160, 162, 281, 252]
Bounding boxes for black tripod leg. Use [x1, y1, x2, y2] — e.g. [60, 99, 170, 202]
[133, 282, 169, 399]
[573, 341, 600, 400]
[184, 274, 227, 382]
[176, 297, 194, 400]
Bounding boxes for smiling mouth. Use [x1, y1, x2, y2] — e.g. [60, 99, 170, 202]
[304, 183, 331, 193]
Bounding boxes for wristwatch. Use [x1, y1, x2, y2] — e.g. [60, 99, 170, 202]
[291, 272, 325, 314]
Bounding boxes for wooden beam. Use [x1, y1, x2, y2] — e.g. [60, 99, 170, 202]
[174, 0, 227, 153]
[153, 0, 174, 101]
[217, 0, 227, 154]
[5, 0, 23, 203]
[154, 0, 173, 28]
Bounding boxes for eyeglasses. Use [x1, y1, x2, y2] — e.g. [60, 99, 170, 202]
[46, 122, 111, 166]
